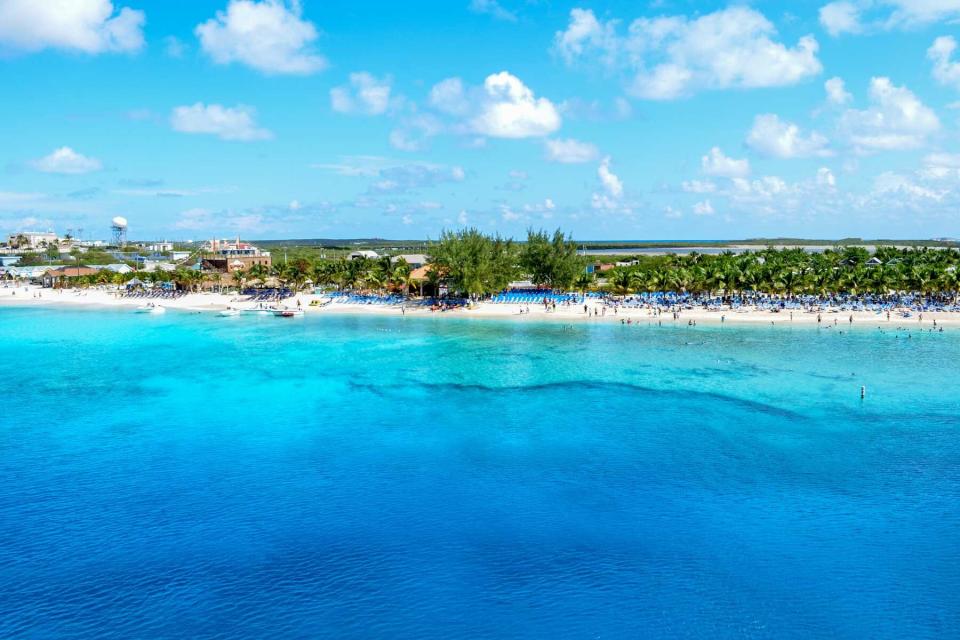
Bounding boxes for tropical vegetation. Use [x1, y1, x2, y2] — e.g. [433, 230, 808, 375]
[7, 232, 960, 299]
[601, 246, 960, 297]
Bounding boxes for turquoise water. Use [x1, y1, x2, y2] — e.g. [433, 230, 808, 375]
[1, 307, 959, 639]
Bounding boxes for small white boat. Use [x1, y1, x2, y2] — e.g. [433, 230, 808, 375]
[219, 308, 241, 317]
[273, 308, 304, 317]
[239, 305, 275, 315]
[136, 303, 166, 314]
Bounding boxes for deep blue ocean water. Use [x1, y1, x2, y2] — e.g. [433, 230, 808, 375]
[1, 307, 959, 639]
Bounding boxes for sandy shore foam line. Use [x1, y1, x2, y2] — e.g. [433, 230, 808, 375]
[3, 284, 960, 327]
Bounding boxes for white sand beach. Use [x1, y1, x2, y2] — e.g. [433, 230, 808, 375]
[3, 284, 960, 328]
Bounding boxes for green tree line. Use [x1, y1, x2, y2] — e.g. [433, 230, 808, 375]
[12, 232, 960, 298]
[604, 246, 960, 297]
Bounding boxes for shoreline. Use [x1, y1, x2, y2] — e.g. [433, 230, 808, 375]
[3, 285, 959, 328]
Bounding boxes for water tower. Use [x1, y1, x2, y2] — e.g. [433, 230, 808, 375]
[111, 216, 128, 247]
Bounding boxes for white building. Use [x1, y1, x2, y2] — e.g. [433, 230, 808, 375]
[349, 250, 380, 260]
[6, 231, 58, 250]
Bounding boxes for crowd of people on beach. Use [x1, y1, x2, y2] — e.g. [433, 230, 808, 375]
[604, 291, 960, 315]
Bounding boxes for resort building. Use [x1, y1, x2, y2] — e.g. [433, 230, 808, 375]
[0, 265, 54, 281]
[201, 238, 272, 273]
[41, 266, 101, 287]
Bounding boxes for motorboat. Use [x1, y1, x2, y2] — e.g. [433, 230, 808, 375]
[136, 303, 166, 314]
[273, 308, 304, 317]
[238, 304, 275, 315]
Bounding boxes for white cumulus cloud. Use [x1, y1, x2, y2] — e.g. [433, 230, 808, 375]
[468, 0, 517, 22]
[919, 152, 960, 180]
[746, 114, 831, 158]
[682, 180, 717, 193]
[692, 200, 715, 216]
[887, 0, 960, 27]
[555, 6, 822, 100]
[597, 156, 623, 197]
[544, 138, 599, 163]
[873, 171, 945, 201]
[426, 72, 560, 139]
[170, 103, 273, 141]
[429, 77, 473, 116]
[701, 147, 750, 178]
[928, 35, 960, 89]
[554, 7, 620, 67]
[819, 2, 863, 36]
[196, 0, 326, 75]
[30, 147, 102, 174]
[839, 77, 940, 150]
[819, 1, 960, 36]
[331, 72, 392, 115]
[817, 167, 837, 187]
[825, 77, 853, 104]
[470, 72, 561, 138]
[0, 0, 144, 54]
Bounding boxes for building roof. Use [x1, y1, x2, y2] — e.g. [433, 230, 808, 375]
[409, 265, 435, 281]
[391, 254, 429, 265]
[44, 266, 101, 277]
[103, 263, 134, 273]
[3, 266, 55, 277]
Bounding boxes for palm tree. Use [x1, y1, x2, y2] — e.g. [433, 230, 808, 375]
[364, 270, 385, 295]
[425, 267, 443, 298]
[608, 269, 632, 295]
[248, 263, 270, 287]
[938, 268, 960, 301]
[172, 268, 194, 292]
[390, 261, 413, 295]
[575, 271, 595, 294]
[311, 261, 335, 289]
[232, 268, 247, 292]
[189, 269, 204, 293]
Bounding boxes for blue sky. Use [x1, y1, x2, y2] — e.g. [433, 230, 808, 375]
[2, 0, 960, 240]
